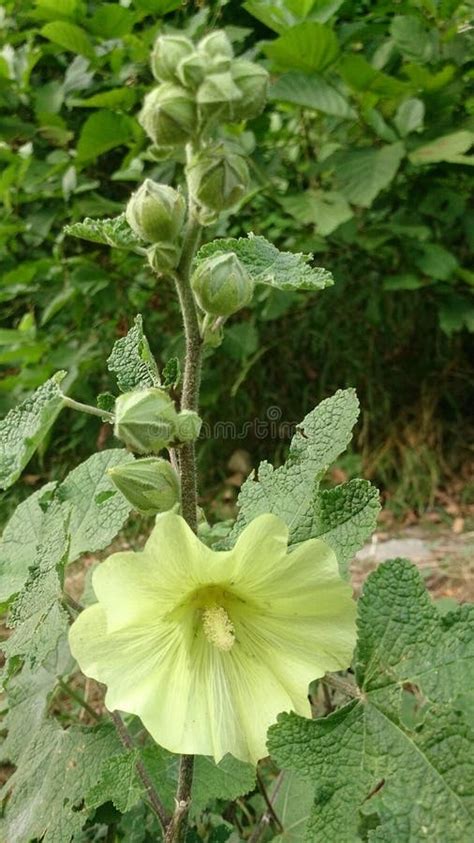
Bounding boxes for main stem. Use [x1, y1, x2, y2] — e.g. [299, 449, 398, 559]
[165, 205, 202, 843]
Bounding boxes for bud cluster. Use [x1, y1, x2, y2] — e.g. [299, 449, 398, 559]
[138, 29, 269, 214]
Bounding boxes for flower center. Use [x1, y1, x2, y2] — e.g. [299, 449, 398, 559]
[202, 605, 235, 651]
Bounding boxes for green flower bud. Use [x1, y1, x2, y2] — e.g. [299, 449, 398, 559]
[191, 252, 253, 316]
[139, 84, 196, 146]
[151, 34, 194, 83]
[175, 409, 202, 443]
[114, 388, 177, 454]
[108, 457, 180, 516]
[187, 146, 249, 211]
[147, 242, 181, 273]
[125, 180, 186, 244]
[197, 71, 243, 123]
[198, 31, 233, 61]
[177, 51, 208, 89]
[231, 60, 269, 120]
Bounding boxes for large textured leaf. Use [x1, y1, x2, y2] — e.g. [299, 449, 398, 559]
[334, 143, 405, 207]
[58, 449, 134, 560]
[268, 560, 474, 842]
[64, 212, 146, 251]
[2, 501, 70, 672]
[0, 721, 121, 843]
[0, 483, 56, 603]
[263, 22, 339, 73]
[196, 234, 333, 292]
[107, 314, 160, 392]
[191, 755, 256, 816]
[270, 72, 355, 119]
[86, 750, 144, 814]
[225, 389, 360, 547]
[0, 373, 65, 490]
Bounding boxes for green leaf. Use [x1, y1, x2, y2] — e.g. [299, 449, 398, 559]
[394, 97, 424, 137]
[2, 501, 70, 671]
[263, 21, 339, 73]
[268, 560, 474, 842]
[281, 191, 353, 236]
[64, 212, 146, 251]
[270, 72, 355, 118]
[0, 372, 66, 490]
[86, 750, 144, 813]
[57, 448, 135, 560]
[409, 130, 474, 165]
[88, 4, 135, 38]
[41, 21, 95, 59]
[244, 0, 344, 32]
[72, 88, 138, 110]
[226, 389, 360, 547]
[0, 450, 132, 610]
[390, 15, 438, 63]
[414, 243, 458, 281]
[107, 314, 160, 392]
[272, 772, 314, 842]
[339, 55, 411, 98]
[334, 142, 405, 207]
[76, 110, 136, 161]
[307, 479, 381, 575]
[191, 755, 256, 816]
[196, 234, 334, 292]
[1, 721, 121, 843]
[263, 22, 339, 73]
[161, 357, 181, 389]
[0, 482, 56, 603]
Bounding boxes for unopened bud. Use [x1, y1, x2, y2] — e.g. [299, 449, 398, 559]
[125, 180, 186, 244]
[187, 146, 249, 211]
[198, 31, 233, 61]
[147, 242, 181, 273]
[174, 409, 202, 444]
[191, 252, 253, 316]
[114, 388, 177, 454]
[108, 457, 180, 515]
[231, 60, 269, 120]
[151, 34, 194, 83]
[197, 71, 243, 123]
[139, 84, 196, 146]
[177, 51, 208, 89]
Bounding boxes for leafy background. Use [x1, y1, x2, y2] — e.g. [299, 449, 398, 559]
[1, 0, 473, 520]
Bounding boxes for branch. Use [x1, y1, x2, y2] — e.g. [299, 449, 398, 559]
[322, 673, 361, 699]
[164, 754, 195, 843]
[249, 771, 285, 843]
[61, 395, 114, 422]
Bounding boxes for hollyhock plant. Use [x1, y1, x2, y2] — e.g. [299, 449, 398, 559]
[69, 511, 356, 764]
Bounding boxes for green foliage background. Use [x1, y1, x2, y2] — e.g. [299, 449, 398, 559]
[1, 0, 473, 517]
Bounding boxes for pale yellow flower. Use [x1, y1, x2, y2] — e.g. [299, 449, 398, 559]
[69, 512, 356, 763]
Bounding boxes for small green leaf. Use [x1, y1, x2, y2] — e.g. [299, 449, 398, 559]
[86, 750, 144, 813]
[264, 22, 339, 73]
[334, 142, 405, 207]
[272, 772, 314, 842]
[72, 88, 138, 110]
[41, 21, 95, 59]
[76, 110, 136, 161]
[196, 234, 333, 292]
[0, 372, 66, 490]
[281, 191, 353, 237]
[107, 314, 160, 392]
[64, 212, 146, 251]
[394, 97, 425, 137]
[161, 356, 181, 389]
[390, 14, 438, 63]
[270, 72, 355, 119]
[268, 560, 474, 842]
[191, 755, 256, 816]
[409, 130, 474, 165]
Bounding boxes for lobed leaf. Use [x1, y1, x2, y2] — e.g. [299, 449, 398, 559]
[268, 560, 474, 842]
[196, 234, 333, 292]
[64, 212, 147, 251]
[0, 372, 66, 490]
[107, 314, 160, 392]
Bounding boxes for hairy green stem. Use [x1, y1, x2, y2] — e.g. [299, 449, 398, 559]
[174, 207, 202, 532]
[61, 395, 114, 422]
[111, 710, 172, 831]
[164, 754, 195, 843]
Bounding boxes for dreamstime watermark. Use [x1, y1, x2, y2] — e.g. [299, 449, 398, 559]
[198, 406, 297, 441]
